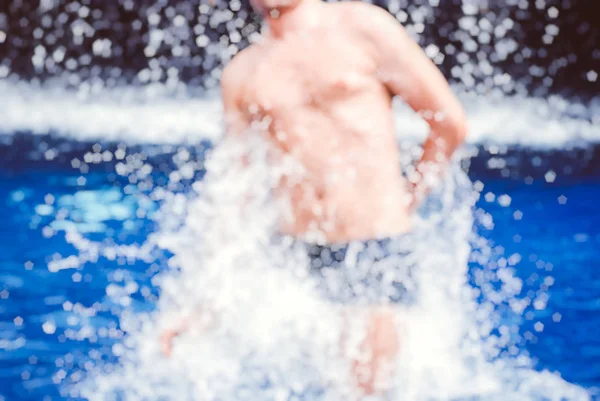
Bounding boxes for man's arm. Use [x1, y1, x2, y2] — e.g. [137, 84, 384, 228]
[221, 57, 250, 138]
[356, 5, 468, 208]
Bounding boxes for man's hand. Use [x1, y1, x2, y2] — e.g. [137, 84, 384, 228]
[160, 328, 183, 357]
[406, 161, 445, 212]
[159, 306, 217, 357]
[160, 317, 190, 357]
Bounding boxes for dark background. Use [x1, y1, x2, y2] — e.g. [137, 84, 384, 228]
[0, 0, 598, 97]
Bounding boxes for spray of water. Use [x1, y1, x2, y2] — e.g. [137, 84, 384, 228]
[35, 131, 583, 400]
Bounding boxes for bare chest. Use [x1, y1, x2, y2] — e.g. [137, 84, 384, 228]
[242, 35, 377, 115]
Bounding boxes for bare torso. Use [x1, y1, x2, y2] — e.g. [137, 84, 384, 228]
[226, 4, 412, 243]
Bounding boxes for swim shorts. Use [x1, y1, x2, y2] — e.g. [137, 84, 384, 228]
[302, 234, 417, 305]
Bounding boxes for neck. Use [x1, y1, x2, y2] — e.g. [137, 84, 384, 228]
[263, 0, 321, 39]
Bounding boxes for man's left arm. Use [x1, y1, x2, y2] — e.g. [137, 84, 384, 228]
[355, 5, 468, 208]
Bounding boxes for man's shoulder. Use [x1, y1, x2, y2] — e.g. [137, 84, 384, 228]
[221, 45, 260, 87]
[331, 2, 406, 48]
[332, 1, 394, 25]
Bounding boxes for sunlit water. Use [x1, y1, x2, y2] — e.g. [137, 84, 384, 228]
[1, 0, 599, 400]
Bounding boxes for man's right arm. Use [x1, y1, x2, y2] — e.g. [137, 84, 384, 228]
[221, 57, 250, 138]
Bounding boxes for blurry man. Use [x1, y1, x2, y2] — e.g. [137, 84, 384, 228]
[162, 0, 467, 397]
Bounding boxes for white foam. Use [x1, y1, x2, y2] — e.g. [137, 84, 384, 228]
[0, 81, 223, 143]
[1, 80, 598, 148]
[62, 136, 590, 401]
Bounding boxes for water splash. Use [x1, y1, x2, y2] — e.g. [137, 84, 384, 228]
[34, 134, 585, 400]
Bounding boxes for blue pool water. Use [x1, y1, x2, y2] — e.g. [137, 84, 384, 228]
[1, 137, 600, 400]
